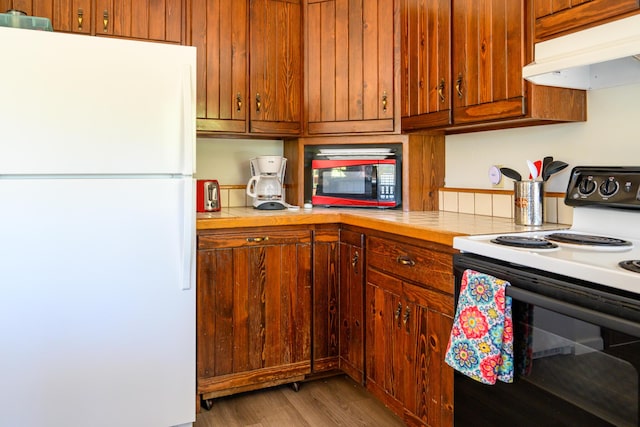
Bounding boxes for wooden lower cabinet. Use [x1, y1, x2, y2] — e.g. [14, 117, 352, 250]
[339, 228, 365, 382]
[366, 233, 455, 426]
[311, 225, 340, 373]
[196, 224, 456, 425]
[196, 227, 312, 404]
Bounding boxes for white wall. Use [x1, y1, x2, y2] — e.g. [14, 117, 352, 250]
[195, 138, 283, 185]
[445, 82, 640, 192]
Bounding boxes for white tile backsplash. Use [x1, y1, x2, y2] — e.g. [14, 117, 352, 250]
[458, 193, 475, 214]
[439, 189, 570, 225]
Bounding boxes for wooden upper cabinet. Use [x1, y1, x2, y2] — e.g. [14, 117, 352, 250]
[533, 0, 640, 42]
[451, 0, 525, 125]
[401, 0, 451, 131]
[306, 0, 397, 135]
[249, 0, 302, 135]
[95, 0, 183, 43]
[400, 0, 586, 133]
[15, 0, 184, 42]
[191, 0, 248, 134]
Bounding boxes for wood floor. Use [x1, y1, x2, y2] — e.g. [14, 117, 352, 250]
[194, 375, 405, 427]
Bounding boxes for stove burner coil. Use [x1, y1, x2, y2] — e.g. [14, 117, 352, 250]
[619, 260, 640, 273]
[490, 236, 558, 249]
[545, 232, 632, 247]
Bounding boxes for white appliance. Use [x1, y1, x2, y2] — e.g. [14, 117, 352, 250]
[0, 27, 196, 427]
[246, 155, 288, 210]
[523, 14, 640, 90]
[452, 166, 640, 426]
[454, 167, 640, 295]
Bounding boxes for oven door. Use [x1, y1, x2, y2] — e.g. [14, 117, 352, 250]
[453, 253, 640, 427]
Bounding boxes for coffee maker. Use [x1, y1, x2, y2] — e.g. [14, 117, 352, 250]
[246, 156, 288, 210]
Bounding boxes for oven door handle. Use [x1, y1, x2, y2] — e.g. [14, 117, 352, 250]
[508, 286, 640, 337]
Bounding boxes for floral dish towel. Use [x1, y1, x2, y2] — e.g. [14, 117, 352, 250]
[445, 269, 514, 385]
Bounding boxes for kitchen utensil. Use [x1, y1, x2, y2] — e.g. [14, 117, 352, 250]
[500, 167, 522, 182]
[527, 160, 539, 180]
[542, 156, 553, 179]
[534, 160, 542, 178]
[542, 160, 569, 181]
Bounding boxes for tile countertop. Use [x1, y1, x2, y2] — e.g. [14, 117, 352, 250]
[197, 207, 569, 247]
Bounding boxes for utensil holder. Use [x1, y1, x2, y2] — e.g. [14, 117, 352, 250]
[514, 181, 544, 226]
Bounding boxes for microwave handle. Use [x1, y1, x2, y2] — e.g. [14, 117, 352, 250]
[371, 165, 378, 199]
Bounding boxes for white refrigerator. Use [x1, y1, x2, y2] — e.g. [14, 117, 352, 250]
[0, 27, 196, 427]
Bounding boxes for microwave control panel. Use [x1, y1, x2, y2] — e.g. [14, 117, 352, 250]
[377, 165, 396, 201]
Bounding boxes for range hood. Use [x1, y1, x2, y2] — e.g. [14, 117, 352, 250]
[523, 14, 640, 90]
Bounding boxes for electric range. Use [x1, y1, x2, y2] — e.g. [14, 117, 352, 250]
[454, 166, 640, 295]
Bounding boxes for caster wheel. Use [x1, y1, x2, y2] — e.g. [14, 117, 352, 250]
[290, 382, 301, 392]
[201, 398, 214, 411]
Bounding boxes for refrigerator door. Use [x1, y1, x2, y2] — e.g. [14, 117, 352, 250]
[0, 27, 195, 176]
[0, 177, 195, 427]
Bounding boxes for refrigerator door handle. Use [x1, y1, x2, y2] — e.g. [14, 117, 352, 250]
[181, 62, 196, 175]
[181, 178, 196, 290]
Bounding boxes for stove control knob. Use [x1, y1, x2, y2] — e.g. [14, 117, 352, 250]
[577, 176, 597, 196]
[599, 177, 619, 197]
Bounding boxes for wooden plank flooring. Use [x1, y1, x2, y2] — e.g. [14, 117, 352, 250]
[195, 375, 405, 427]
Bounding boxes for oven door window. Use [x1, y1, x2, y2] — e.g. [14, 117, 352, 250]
[456, 300, 640, 427]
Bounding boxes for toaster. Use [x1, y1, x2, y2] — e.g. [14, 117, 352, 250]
[196, 180, 221, 212]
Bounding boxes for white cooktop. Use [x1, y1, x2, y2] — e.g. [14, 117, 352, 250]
[454, 207, 640, 295]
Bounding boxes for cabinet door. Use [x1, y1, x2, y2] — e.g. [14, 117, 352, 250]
[48, 0, 92, 34]
[533, 0, 640, 41]
[191, 0, 248, 134]
[339, 229, 364, 382]
[312, 226, 340, 373]
[402, 282, 454, 427]
[452, 0, 525, 125]
[306, 0, 396, 135]
[249, 0, 301, 135]
[95, 0, 183, 43]
[400, 0, 451, 130]
[197, 228, 312, 399]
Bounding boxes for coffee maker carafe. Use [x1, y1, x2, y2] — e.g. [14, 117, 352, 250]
[246, 156, 288, 210]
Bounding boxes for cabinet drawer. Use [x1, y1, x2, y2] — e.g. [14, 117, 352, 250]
[366, 235, 453, 295]
[199, 228, 312, 250]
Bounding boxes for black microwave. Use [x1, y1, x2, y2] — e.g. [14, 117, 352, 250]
[310, 158, 400, 208]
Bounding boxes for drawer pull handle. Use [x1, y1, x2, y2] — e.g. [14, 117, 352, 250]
[103, 10, 109, 32]
[246, 236, 269, 243]
[382, 91, 388, 113]
[403, 306, 411, 326]
[394, 302, 402, 322]
[396, 256, 416, 267]
[352, 251, 359, 269]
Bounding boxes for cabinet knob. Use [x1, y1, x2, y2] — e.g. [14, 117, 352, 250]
[103, 10, 109, 32]
[352, 251, 359, 269]
[382, 91, 388, 113]
[77, 8, 83, 31]
[236, 93, 243, 112]
[438, 78, 446, 103]
[456, 73, 463, 99]
[396, 256, 416, 267]
[246, 236, 269, 243]
[255, 93, 261, 113]
[394, 302, 402, 323]
[403, 306, 410, 326]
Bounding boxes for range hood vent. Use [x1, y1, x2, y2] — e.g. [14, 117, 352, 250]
[523, 14, 640, 90]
